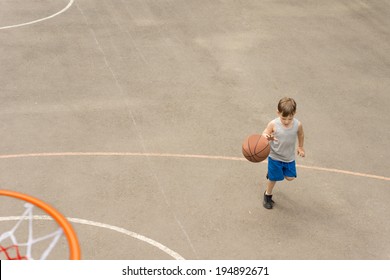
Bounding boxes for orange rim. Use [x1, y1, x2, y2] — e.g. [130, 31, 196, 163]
[0, 189, 81, 260]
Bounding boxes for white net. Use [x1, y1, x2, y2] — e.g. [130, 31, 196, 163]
[0, 203, 63, 260]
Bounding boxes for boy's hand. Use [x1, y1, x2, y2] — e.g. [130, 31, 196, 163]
[264, 133, 278, 142]
[297, 147, 305, 157]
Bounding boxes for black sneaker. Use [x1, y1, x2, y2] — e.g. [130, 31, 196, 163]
[263, 192, 273, 209]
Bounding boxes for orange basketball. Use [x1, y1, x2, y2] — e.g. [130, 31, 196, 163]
[242, 134, 270, 163]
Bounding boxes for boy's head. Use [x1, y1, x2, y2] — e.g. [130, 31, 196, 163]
[277, 97, 296, 117]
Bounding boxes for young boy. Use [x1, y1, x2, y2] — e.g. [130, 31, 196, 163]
[262, 97, 305, 209]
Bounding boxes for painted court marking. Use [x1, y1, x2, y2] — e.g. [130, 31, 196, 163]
[0, 215, 185, 260]
[0, 0, 74, 30]
[0, 152, 388, 181]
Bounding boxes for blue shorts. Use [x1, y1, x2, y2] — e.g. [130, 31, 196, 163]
[267, 157, 297, 181]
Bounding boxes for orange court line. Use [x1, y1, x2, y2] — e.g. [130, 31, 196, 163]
[0, 152, 388, 181]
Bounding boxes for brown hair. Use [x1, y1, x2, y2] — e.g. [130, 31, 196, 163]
[278, 97, 297, 117]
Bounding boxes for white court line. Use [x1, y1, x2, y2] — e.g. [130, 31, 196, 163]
[0, 0, 74, 30]
[0, 152, 389, 181]
[0, 215, 185, 260]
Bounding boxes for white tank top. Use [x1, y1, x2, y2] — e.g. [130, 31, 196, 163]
[269, 118, 299, 162]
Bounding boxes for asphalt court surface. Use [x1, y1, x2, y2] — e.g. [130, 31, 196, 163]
[0, 0, 389, 259]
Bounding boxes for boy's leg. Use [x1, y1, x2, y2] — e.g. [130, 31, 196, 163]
[266, 180, 276, 195]
[263, 181, 275, 209]
[283, 161, 297, 181]
[263, 157, 285, 209]
[266, 157, 284, 195]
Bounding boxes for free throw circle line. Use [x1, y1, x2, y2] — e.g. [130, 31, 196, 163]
[0, 0, 74, 30]
[0, 152, 388, 181]
[0, 215, 185, 260]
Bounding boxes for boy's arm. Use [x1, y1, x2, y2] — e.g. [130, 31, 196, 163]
[297, 122, 305, 157]
[262, 121, 277, 141]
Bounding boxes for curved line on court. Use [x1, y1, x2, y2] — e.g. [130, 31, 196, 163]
[0, 0, 74, 30]
[0, 215, 185, 260]
[0, 152, 388, 181]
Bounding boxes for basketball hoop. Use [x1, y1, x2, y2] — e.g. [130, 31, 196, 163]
[0, 190, 81, 260]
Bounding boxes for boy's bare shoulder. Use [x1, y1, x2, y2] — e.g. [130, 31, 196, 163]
[267, 120, 275, 129]
[262, 120, 275, 135]
[297, 121, 304, 133]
